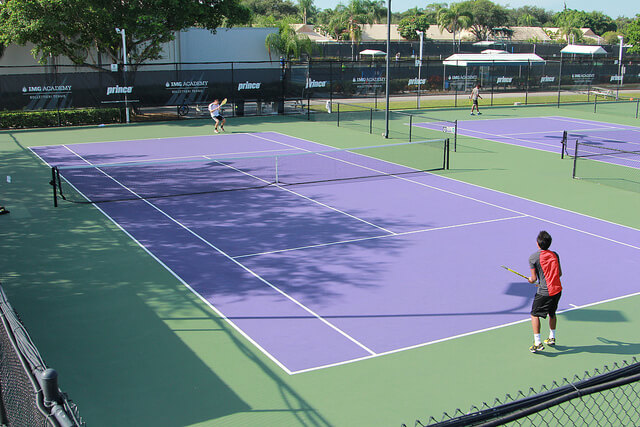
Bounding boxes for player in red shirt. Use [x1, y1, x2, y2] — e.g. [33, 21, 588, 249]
[528, 230, 562, 353]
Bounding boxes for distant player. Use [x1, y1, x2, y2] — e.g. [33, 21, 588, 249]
[528, 230, 563, 353]
[208, 99, 226, 133]
[470, 84, 482, 116]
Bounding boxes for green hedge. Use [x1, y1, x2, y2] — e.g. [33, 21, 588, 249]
[0, 108, 122, 129]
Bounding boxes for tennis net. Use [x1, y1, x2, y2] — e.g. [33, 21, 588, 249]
[51, 139, 450, 205]
[571, 141, 640, 193]
[306, 101, 457, 145]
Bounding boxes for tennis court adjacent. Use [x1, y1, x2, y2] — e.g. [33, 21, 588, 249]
[417, 116, 640, 192]
[30, 131, 640, 375]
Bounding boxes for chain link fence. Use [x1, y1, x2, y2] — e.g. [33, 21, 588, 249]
[404, 358, 640, 427]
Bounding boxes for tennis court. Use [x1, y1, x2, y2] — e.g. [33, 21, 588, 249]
[30, 130, 640, 376]
[3, 102, 640, 426]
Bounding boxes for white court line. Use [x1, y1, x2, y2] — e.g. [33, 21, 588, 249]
[202, 154, 395, 235]
[234, 215, 528, 259]
[57, 145, 378, 366]
[35, 131, 262, 147]
[457, 127, 563, 151]
[61, 147, 301, 167]
[43, 131, 640, 375]
[290, 290, 640, 374]
[267, 131, 640, 247]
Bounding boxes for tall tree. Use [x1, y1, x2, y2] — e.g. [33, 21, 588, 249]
[0, 0, 250, 70]
[554, 11, 583, 43]
[315, 0, 385, 58]
[625, 15, 640, 54]
[436, 4, 473, 49]
[243, 0, 299, 25]
[459, 0, 509, 41]
[297, 0, 315, 24]
[398, 14, 433, 40]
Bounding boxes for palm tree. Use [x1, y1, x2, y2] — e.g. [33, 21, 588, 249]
[265, 19, 314, 61]
[437, 4, 473, 52]
[298, 0, 313, 25]
[336, 0, 385, 59]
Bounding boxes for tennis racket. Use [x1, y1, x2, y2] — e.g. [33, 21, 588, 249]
[501, 265, 529, 280]
[220, 98, 228, 107]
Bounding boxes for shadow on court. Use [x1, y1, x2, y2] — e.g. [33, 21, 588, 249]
[0, 138, 333, 427]
[535, 337, 640, 358]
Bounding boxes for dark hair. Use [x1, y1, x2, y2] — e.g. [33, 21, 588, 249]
[537, 230, 552, 250]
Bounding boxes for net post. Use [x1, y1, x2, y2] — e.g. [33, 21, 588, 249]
[572, 141, 579, 178]
[307, 93, 310, 120]
[445, 138, 450, 170]
[561, 130, 567, 159]
[594, 94, 598, 113]
[369, 107, 373, 134]
[337, 103, 340, 127]
[454, 120, 458, 152]
[51, 167, 58, 207]
[636, 99, 639, 119]
[409, 115, 413, 142]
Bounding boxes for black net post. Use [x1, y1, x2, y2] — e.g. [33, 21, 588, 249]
[572, 141, 579, 178]
[369, 107, 373, 134]
[307, 93, 310, 120]
[594, 94, 598, 113]
[444, 138, 450, 170]
[525, 60, 530, 105]
[454, 120, 458, 152]
[636, 98, 639, 119]
[409, 115, 413, 142]
[51, 167, 58, 207]
[454, 88, 458, 108]
[337, 102, 340, 127]
[561, 130, 567, 159]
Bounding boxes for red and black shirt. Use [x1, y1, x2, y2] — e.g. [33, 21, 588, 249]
[529, 250, 562, 296]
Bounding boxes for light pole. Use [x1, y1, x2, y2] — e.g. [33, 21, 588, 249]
[617, 35, 624, 100]
[416, 30, 424, 109]
[384, 0, 390, 138]
[115, 27, 130, 123]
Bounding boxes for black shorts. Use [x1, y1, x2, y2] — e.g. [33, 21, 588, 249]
[472, 99, 479, 105]
[213, 115, 224, 121]
[531, 292, 562, 318]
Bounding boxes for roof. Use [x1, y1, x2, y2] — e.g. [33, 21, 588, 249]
[359, 24, 404, 42]
[291, 24, 334, 42]
[359, 49, 386, 56]
[560, 44, 607, 55]
[443, 53, 546, 66]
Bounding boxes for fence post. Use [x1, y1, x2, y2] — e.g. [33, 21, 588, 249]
[409, 115, 413, 142]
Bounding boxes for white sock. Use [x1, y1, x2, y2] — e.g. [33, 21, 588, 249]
[534, 334, 541, 345]
[549, 330, 556, 339]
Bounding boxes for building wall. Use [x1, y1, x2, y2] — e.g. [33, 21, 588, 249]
[0, 27, 280, 74]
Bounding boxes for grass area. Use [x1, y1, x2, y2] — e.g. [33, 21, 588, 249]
[1, 105, 639, 426]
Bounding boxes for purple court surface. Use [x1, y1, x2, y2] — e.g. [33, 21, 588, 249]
[31, 132, 640, 374]
[417, 116, 640, 169]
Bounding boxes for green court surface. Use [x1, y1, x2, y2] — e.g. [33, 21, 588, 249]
[1, 102, 639, 426]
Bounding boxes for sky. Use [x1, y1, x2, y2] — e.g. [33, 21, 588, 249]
[313, 0, 639, 19]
